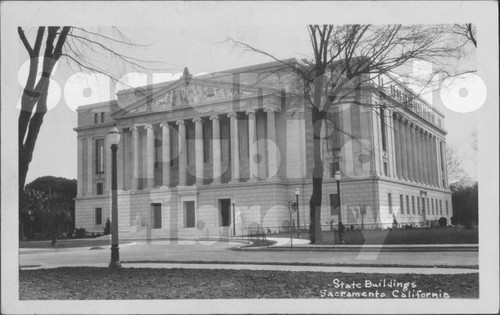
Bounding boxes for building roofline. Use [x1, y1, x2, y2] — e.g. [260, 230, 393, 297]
[76, 100, 117, 112]
[115, 58, 298, 95]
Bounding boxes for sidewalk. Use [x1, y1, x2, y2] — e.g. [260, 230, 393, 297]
[241, 237, 478, 252]
[20, 261, 478, 274]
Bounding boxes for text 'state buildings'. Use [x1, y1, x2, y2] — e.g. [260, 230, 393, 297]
[74, 59, 452, 237]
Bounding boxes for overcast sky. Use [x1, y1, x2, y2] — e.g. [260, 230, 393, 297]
[2, 1, 493, 184]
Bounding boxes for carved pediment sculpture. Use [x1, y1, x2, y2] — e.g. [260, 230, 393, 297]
[128, 83, 256, 114]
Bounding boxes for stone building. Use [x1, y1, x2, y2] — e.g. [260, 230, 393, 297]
[74, 59, 452, 238]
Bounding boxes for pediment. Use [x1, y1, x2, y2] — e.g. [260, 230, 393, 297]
[119, 79, 265, 116]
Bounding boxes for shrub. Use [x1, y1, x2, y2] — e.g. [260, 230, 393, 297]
[75, 227, 87, 238]
[104, 218, 111, 235]
[438, 217, 447, 227]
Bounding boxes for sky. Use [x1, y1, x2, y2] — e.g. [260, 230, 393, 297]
[2, 1, 491, 184]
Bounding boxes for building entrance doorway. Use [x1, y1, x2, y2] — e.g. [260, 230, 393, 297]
[219, 199, 231, 227]
[151, 203, 162, 229]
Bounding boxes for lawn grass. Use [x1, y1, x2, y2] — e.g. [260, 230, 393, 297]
[271, 227, 478, 245]
[19, 267, 478, 299]
[19, 239, 131, 249]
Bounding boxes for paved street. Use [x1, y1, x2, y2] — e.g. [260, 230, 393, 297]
[20, 238, 479, 274]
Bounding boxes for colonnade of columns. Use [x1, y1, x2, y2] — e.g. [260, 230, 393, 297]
[128, 108, 279, 190]
[392, 114, 446, 188]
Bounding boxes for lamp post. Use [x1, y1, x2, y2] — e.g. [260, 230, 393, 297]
[232, 199, 236, 237]
[288, 202, 294, 247]
[28, 210, 34, 240]
[335, 170, 344, 245]
[108, 127, 121, 268]
[295, 188, 300, 238]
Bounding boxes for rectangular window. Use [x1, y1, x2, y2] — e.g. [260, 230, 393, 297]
[446, 200, 449, 215]
[412, 196, 415, 214]
[218, 199, 231, 227]
[94, 113, 98, 124]
[427, 199, 430, 215]
[439, 200, 443, 215]
[400, 194, 404, 214]
[96, 183, 103, 195]
[422, 197, 426, 214]
[100, 112, 105, 123]
[431, 198, 434, 215]
[184, 201, 195, 228]
[388, 193, 393, 214]
[330, 194, 340, 216]
[95, 208, 102, 225]
[95, 139, 104, 174]
[383, 162, 388, 176]
[406, 195, 410, 214]
[417, 197, 420, 214]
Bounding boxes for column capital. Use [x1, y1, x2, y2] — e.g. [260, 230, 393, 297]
[160, 122, 170, 128]
[176, 120, 185, 125]
[209, 114, 219, 121]
[192, 117, 202, 123]
[246, 109, 256, 115]
[227, 112, 238, 118]
[130, 125, 138, 132]
[144, 124, 153, 130]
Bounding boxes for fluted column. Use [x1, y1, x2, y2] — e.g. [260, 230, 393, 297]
[435, 138, 442, 188]
[161, 122, 170, 187]
[399, 118, 408, 181]
[265, 108, 278, 179]
[131, 126, 140, 190]
[388, 110, 397, 178]
[145, 124, 155, 188]
[247, 109, 258, 181]
[393, 116, 402, 179]
[228, 112, 240, 182]
[210, 115, 221, 184]
[86, 137, 93, 194]
[416, 127, 424, 184]
[410, 124, 418, 182]
[429, 135, 435, 186]
[193, 117, 204, 185]
[404, 121, 414, 182]
[423, 132, 431, 185]
[77, 137, 83, 196]
[177, 120, 187, 186]
[431, 136, 439, 187]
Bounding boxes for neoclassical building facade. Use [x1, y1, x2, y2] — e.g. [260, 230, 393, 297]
[74, 59, 452, 237]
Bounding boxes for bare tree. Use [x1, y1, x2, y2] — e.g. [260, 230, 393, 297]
[446, 145, 471, 185]
[452, 24, 477, 48]
[232, 24, 475, 243]
[17, 26, 162, 238]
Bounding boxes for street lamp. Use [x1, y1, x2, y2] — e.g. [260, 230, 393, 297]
[334, 170, 344, 245]
[28, 210, 34, 240]
[232, 199, 236, 237]
[108, 126, 121, 268]
[295, 188, 300, 238]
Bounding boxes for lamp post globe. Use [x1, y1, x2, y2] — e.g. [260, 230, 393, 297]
[108, 126, 121, 268]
